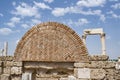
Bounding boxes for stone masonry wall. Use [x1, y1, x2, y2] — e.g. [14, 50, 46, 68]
[0, 55, 120, 80]
[74, 55, 120, 80]
[0, 56, 22, 80]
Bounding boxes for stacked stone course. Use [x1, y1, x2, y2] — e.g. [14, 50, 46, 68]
[0, 56, 22, 80]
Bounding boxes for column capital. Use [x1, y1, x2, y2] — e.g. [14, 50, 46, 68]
[82, 35, 87, 39]
[101, 33, 105, 38]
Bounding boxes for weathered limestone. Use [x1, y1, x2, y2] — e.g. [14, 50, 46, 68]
[0, 67, 2, 74]
[74, 68, 106, 79]
[59, 78, 68, 80]
[3, 67, 11, 74]
[0, 56, 14, 61]
[116, 62, 120, 70]
[118, 57, 120, 62]
[36, 78, 58, 80]
[11, 75, 21, 80]
[89, 55, 109, 61]
[74, 55, 120, 80]
[90, 69, 106, 79]
[0, 74, 10, 80]
[74, 68, 90, 79]
[11, 67, 22, 75]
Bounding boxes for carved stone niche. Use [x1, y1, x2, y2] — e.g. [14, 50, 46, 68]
[14, 22, 89, 62]
[23, 62, 74, 77]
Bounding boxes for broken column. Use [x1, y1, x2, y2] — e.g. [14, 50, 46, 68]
[3, 42, 8, 56]
[101, 33, 106, 55]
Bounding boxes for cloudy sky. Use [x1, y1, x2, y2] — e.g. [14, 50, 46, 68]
[0, 0, 120, 59]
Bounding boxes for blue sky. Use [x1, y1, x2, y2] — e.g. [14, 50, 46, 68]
[0, 0, 120, 59]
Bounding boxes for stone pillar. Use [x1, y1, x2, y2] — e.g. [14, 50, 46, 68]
[82, 35, 86, 45]
[118, 57, 120, 62]
[0, 49, 4, 56]
[3, 42, 8, 56]
[22, 71, 32, 80]
[101, 33, 106, 55]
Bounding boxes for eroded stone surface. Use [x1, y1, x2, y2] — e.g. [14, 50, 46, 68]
[0, 74, 10, 80]
[74, 68, 90, 79]
[11, 67, 22, 75]
[89, 55, 109, 61]
[90, 69, 105, 79]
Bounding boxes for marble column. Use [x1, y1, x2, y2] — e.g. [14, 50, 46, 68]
[101, 33, 106, 55]
[4, 42, 8, 56]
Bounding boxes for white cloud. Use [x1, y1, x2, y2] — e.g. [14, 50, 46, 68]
[52, 7, 105, 22]
[109, 0, 118, 2]
[112, 14, 120, 19]
[6, 17, 21, 27]
[68, 18, 89, 27]
[21, 19, 40, 29]
[0, 28, 13, 35]
[12, 1, 16, 6]
[21, 24, 29, 29]
[100, 15, 106, 22]
[0, 13, 3, 17]
[76, 0, 106, 7]
[52, 8, 68, 17]
[34, 1, 51, 10]
[107, 11, 120, 19]
[44, 0, 54, 3]
[111, 3, 120, 9]
[31, 19, 41, 24]
[11, 2, 40, 18]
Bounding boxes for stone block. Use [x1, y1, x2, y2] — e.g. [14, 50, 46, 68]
[77, 79, 91, 80]
[3, 67, 11, 74]
[13, 62, 22, 67]
[4, 61, 13, 67]
[74, 61, 116, 69]
[0, 56, 14, 61]
[90, 69, 105, 79]
[89, 55, 109, 61]
[0, 67, 2, 74]
[90, 61, 116, 68]
[0, 61, 2, 67]
[0, 74, 10, 80]
[74, 68, 90, 79]
[36, 78, 58, 80]
[11, 67, 22, 75]
[11, 75, 21, 80]
[68, 75, 76, 80]
[59, 78, 68, 80]
[74, 63, 90, 68]
[116, 62, 120, 69]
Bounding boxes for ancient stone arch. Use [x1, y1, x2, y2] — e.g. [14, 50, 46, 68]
[14, 22, 88, 62]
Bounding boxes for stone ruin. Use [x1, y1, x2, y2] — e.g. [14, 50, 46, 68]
[0, 22, 120, 80]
